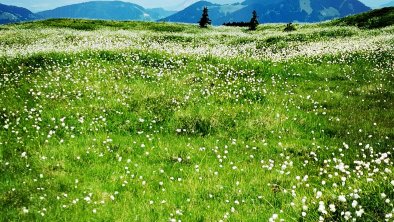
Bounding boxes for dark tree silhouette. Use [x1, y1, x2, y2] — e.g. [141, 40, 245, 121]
[249, 10, 259, 30]
[284, 22, 296, 32]
[223, 22, 250, 27]
[199, 7, 211, 28]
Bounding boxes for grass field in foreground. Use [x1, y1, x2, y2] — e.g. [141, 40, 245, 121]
[0, 19, 394, 221]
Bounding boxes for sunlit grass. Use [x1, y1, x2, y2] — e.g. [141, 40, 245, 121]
[0, 19, 393, 221]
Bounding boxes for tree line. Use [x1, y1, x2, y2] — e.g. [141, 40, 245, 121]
[199, 7, 295, 31]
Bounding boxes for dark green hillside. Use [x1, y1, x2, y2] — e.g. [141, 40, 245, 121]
[332, 7, 394, 28]
[12, 18, 195, 32]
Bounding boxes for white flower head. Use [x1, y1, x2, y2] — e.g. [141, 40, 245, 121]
[22, 207, 29, 214]
[316, 191, 323, 199]
[351, 200, 358, 208]
[338, 195, 346, 202]
[329, 204, 336, 212]
[356, 209, 364, 217]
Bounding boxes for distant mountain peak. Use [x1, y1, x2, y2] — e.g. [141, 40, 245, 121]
[176, 0, 201, 10]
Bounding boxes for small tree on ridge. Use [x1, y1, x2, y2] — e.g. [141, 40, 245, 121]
[284, 22, 296, 32]
[199, 7, 211, 28]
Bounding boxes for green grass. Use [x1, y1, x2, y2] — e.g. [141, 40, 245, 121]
[13, 18, 198, 33]
[0, 19, 394, 221]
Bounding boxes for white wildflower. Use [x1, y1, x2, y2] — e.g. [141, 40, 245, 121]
[316, 191, 322, 199]
[22, 207, 29, 214]
[338, 195, 346, 202]
[351, 200, 358, 208]
[355, 209, 364, 217]
[329, 204, 336, 212]
[318, 201, 327, 214]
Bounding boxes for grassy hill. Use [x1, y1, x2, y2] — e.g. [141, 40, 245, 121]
[332, 6, 394, 28]
[0, 19, 393, 221]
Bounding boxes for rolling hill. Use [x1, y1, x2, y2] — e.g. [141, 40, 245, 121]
[0, 3, 39, 24]
[332, 6, 394, 28]
[37, 1, 175, 21]
[161, 0, 371, 25]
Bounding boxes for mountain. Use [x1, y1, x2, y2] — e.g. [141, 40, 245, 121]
[228, 0, 371, 23]
[0, 3, 39, 24]
[381, 1, 394, 7]
[37, 1, 175, 21]
[161, 0, 371, 25]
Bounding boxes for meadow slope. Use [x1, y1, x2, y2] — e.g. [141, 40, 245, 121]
[1, 19, 394, 221]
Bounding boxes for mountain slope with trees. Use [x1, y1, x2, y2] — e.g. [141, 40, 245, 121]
[161, 0, 371, 25]
[0, 3, 39, 24]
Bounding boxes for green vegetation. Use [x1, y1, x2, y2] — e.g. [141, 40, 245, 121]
[17, 18, 193, 32]
[332, 6, 394, 29]
[0, 18, 393, 221]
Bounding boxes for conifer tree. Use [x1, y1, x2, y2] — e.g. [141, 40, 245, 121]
[199, 7, 211, 28]
[249, 10, 259, 30]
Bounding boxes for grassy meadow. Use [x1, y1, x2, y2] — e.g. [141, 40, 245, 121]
[0, 17, 394, 221]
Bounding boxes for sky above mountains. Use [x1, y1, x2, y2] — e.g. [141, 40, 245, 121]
[0, 0, 391, 12]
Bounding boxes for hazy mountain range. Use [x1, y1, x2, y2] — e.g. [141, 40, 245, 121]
[37, 1, 175, 21]
[0, 0, 380, 25]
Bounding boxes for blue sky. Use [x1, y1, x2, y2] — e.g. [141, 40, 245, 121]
[0, 0, 391, 12]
